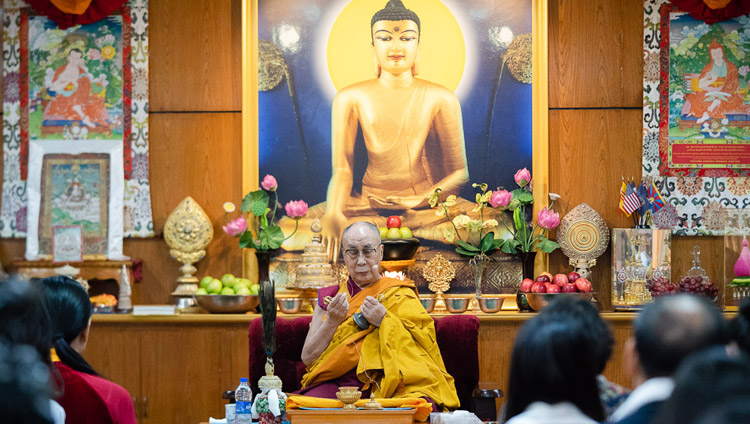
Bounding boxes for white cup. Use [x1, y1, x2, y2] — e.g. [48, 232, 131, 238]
[225, 403, 236, 423]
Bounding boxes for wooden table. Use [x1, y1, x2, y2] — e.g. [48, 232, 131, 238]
[287, 408, 417, 424]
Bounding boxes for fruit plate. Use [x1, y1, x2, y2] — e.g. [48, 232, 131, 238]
[525, 292, 595, 312]
[194, 294, 259, 314]
[381, 238, 419, 261]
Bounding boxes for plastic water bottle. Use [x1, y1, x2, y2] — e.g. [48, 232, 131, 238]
[234, 378, 252, 424]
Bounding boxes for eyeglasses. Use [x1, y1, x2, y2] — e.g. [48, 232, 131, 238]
[343, 247, 380, 260]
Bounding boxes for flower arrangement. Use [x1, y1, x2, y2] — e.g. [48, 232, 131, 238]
[222, 174, 308, 251]
[429, 168, 561, 256]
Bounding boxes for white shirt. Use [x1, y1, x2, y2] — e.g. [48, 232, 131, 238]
[608, 377, 674, 422]
[505, 402, 598, 424]
[50, 399, 66, 424]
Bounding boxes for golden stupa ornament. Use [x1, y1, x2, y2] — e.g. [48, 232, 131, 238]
[422, 253, 455, 313]
[164, 197, 213, 302]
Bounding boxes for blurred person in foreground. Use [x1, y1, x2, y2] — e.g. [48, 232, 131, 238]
[0, 278, 63, 423]
[653, 346, 750, 424]
[36, 276, 136, 424]
[729, 298, 750, 356]
[298, 221, 459, 411]
[502, 297, 606, 424]
[608, 294, 728, 424]
[539, 297, 630, 417]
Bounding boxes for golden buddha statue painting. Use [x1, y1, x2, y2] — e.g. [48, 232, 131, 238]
[260, 0, 534, 256]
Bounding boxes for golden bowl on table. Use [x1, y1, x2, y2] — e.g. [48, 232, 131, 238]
[477, 295, 505, 313]
[444, 296, 472, 313]
[419, 295, 436, 313]
[194, 294, 259, 314]
[277, 298, 303, 314]
[336, 386, 362, 409]
[525, 292, 595, 312]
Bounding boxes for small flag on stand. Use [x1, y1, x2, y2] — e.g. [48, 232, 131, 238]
[619, 181, 627, 214]
[622, 181, 641, 216]
[647, 182, 665, 212]
[637, 182, 652, 215]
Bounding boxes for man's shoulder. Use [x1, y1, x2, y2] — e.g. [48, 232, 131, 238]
[610, 401, 664, 424]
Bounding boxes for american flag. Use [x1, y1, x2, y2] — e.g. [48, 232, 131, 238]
[622, 181, 641, 215]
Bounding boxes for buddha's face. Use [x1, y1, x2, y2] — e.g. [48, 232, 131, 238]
[372, 20, 419, 76]
[710, 46, 724, 64]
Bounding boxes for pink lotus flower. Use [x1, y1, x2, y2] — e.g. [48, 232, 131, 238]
[489, 189, 512, 208]
[261, 174, 278, 191]
[514, 168, 531, 187]
[222, 216, 247, 237]
[284, 200, 308, 219]
[537, 207, 560, 230]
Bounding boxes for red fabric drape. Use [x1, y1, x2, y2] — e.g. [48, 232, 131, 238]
[669, 0, 750, 24]
[24, 0, 128, 29]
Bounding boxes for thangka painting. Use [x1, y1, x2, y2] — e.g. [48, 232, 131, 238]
[258, 0, 534, 250]
[643, 0, 750, 235]
[2, 0, 152, 238]
[39, 154, 109, 256]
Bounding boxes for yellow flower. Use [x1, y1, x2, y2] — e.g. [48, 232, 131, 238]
[443, 228, 455, 243]
[466, 219, 482, 233]
[223, 202, 236, 213]
[482, 219, 498, 229]
[453, 214, 471, 229]
[101, 46, 116, 60]
[445, 195, 457, 207]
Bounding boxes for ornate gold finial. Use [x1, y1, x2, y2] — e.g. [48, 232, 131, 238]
[422, 253, 455, 313]
[362, 393, 383, 410]
[164, 197, 213, 301]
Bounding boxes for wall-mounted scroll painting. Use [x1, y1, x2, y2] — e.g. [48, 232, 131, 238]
[254, 0, 543, 250]
[2, 0, 152, 238]
[643, 0, 750, 234]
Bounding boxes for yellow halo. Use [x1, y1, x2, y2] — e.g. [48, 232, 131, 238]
[327, 0, 465, 92]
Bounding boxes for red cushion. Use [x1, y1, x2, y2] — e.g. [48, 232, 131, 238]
[248, 314, 479, 408]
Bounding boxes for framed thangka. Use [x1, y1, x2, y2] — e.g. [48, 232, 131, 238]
[52, 225, 83, 263]
[643, 1, 750, 235]
[254, 0, 541, 251]
[26, 139, 125, 260]
[2, 0, 152, 238]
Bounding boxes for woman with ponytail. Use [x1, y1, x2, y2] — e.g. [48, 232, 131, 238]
[37, 276, 136, 424]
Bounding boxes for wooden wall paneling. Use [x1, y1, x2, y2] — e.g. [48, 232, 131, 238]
[141, 113, 243, 304]
[549, 0, 644, 108]
[85, 326, 142, 418]
[149, 0, 242, 111]
[139, 326, 227, 423]
[548, 109, 643, 310]
[222, 325, 252, 393]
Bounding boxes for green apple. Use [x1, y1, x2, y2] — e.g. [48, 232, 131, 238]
[200, 276, 213, 289]
[195, 288, 208, 295]
[220, 287, 235, 295]
[221, 273, 236, 288]
[379, 227, 387, 238]
[206, 278, 223, 294]
[399, 227, 412, 238]
[249, 284, 260, 295]
[386, 227, 401, 239]
[236, 286, 251, 295]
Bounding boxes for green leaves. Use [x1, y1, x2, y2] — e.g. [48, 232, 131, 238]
[454, 232, 498, 257]
[241, 190, 270, 216]
[259, 225, 284, 250]
[536, 238, 560, 253]
[239, 231, 258, 249]
[500, 238, 521, 254]
[511, 188, 534, 205]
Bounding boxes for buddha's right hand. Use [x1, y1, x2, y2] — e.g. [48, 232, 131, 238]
[321, 211, 347, 263]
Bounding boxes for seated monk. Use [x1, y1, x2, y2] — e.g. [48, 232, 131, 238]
[297, 221, 460, 411]
[279, 0, 479, 256]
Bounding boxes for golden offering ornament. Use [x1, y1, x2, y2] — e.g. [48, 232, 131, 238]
[422, 253, 455, 313]
[556, 203, 610, 279]
[164, 197, 213, 298]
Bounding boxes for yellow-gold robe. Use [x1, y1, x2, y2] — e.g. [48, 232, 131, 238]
[300, 277, 459, 411]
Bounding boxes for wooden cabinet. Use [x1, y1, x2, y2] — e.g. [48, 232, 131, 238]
[83, 312, 641, 423]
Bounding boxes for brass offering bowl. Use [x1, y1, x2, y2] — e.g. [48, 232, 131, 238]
[194, 294, 259, 314]
[381, 238, 420, 261]
[444, 296, 472, 313]
[277, 298, 303, 314]
[336, 386, 362, 409]
[477, 295, 505, 313]
[524, 292, 595, 312]
[419, 296, 436, 313]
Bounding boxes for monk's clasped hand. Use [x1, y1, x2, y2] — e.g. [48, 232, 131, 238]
[360, 296, 386, 327]
[326, 292, 349, 325]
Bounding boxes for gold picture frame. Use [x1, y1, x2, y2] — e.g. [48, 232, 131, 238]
[241, 0, 550, 279]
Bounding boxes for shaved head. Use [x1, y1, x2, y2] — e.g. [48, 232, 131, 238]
[342, 221, 381, 246]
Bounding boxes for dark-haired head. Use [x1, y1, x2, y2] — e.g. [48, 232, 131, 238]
[371, 0, 420, 42]
[539, 296, 613, 373]
[503, 311, 605, 422]
[35, 276, 98, 376]
[0, 278, 52, 365]
[634, 294, 728, 379]
[730, 299, 750, 355]
[654, 347, 750, 424]
[0, 340, 54, 424]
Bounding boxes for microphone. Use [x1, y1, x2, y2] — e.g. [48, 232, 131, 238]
[372, 264, 379, 270]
